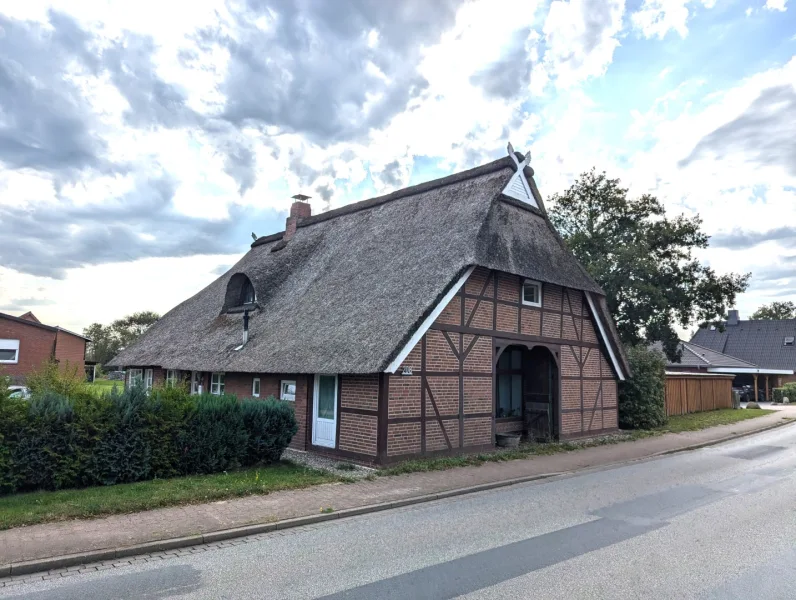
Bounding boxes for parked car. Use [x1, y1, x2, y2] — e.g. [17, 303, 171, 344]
[736, 385, 765, 403]
[107, 370, 126, 381]
[7, 386, 30, 400]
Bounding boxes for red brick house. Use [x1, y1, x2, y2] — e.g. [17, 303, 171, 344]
[109, 146, 629, 464]
[0, 311, 90, 385]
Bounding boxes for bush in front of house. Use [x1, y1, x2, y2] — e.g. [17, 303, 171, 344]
[240, 398, 299, 466]
[772, 388, 784, 403]
[618, 345, 667, 430]
[0, 371, 298, 494]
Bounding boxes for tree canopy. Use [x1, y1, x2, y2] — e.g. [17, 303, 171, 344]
[751, 301, 796, 320]
[83, 311, 160, 366]
[549, 169, 750, 360]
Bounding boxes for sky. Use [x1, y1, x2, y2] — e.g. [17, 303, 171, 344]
[0, 0, 794, 336]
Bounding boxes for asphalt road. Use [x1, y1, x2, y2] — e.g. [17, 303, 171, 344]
[5, 424, 796, 600]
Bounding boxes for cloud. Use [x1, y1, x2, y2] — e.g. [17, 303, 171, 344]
[470, 28, 534, 99]
[0, 176, 246, 278]
[630, 0, 715, 39]
[208, 0, 463, 144]
[211, 264, 232, 276]
[711, 226, 796, 250]
[0, 297, 56, 311]
[765, 0, 787, 11]
[0, 11, 109, 174]
[679, 85, 796, 176]
[542, 0, 625, 87]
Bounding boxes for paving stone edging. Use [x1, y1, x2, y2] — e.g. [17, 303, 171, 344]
[3, 417, 793, 579]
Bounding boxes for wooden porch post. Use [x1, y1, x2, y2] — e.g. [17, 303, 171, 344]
[766, 375, 770, 402]
[753, 375, 758, 403]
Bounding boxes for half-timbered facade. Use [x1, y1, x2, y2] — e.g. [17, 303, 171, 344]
[110, 146, 628, 464]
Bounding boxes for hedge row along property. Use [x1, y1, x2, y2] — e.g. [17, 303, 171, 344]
[0, 384, 297, 494]
[109, 145, 630, 465]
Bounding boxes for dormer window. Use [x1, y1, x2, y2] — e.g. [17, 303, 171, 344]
[241, 279, 256, 306]
[223, 273, 257, 312]
[785, 337, 794, 347]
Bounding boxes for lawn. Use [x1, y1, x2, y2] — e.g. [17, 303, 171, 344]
[658, 408, 775, 433]
[86, 379, 124, 396]
[0, 462, 339, 530]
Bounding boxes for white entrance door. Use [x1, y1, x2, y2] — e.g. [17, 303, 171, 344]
[312, 374, 338, 448]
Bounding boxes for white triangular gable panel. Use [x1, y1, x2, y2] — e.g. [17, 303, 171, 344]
[502, 170, 539, 208]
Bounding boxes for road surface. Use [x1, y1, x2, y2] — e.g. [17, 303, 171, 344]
[4, 423, 796, 599]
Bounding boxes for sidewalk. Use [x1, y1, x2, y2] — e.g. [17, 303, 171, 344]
[2, 409, 794, 572]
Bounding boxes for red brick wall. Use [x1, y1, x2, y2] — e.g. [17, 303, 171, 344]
[386, 266, 621, 459]
[54, 330, 87, 371]
[0, 317, 56, 383]
[338, 374, 379, 456]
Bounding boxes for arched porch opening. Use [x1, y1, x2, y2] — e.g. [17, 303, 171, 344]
[495, 343, 560, 441]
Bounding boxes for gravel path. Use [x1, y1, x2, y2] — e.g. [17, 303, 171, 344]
[282, 449, 375, 480]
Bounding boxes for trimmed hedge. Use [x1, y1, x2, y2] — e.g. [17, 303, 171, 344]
[619, 346, 667, 429]
[772, 388, 784, 403]
[0, 384, 297, 495]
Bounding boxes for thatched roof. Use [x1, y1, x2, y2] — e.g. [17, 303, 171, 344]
[109, 153, 626, 376]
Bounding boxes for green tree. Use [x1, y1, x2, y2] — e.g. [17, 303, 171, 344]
[111, 311, 160, 350]
[549, 169, 750, 360]
[751, 301, 796, 320]
[83, 311, 160, 366]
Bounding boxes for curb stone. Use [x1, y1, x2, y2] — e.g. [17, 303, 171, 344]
[3, 417, 793, 580]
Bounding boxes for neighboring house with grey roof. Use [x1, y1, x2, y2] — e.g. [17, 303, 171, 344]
[109, 146, 628, 464]
[690, 310, 796, 400]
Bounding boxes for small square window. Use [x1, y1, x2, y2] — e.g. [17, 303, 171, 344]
[252, 377, 261, 397]
[785, 337, 795, 347]
[522, 280, 542, 307]
[280, 380, 296, 402]
[210, 372, 225, 395]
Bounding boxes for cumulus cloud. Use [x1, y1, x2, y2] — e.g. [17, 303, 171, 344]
[711, 226, 796, 250]
[470, 28, 535, 99]
[0, 176, 244, 278]
[0, 298, 56, 312]
[679, 85, 796, 177]
[765, 0, 787, 11]
[542, 0, 625, 87]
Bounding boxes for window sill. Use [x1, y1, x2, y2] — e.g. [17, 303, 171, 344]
[226, 303, 260, 314]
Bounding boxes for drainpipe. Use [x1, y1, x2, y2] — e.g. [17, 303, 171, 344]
[243, 309, 250, 346]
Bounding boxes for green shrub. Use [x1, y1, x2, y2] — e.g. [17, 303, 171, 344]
[178, 394, 248, 474]
[0, 382, 298, 495]
[26, 361, 92, 400]
[619, 346, 667, 429]
[772, 388, 784, 403]
[240, 397, 298, 465]
[782, 382, 796, 400]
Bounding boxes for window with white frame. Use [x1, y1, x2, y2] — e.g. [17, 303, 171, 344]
[252, 377, 261, 397]
[144, 368, 154, 390]
[210, 372, 225, 395]
[0, 339, 20, 364]
[280, 380, 296, 402]
[128, 368, 143, 387]
[522, 279, 542, 307]
[166, 369, 179, 388]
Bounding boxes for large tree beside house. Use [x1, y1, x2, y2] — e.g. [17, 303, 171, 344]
[548, 169, 750, 361]
[84, 311, 160, 366]
[109, 147, 630, 464]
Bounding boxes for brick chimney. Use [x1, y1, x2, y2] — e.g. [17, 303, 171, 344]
[727, 309, 740, 326]
[284, 194, 311, 241]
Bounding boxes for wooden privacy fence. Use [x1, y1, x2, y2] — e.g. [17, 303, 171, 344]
[665, 373, 734, 416]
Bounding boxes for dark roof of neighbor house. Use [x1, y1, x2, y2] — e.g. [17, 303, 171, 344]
[658, 340, 759, 370]
[690, 318, 796, 371]
[0, 312, 91, 341]
[108, 153, 628, 376]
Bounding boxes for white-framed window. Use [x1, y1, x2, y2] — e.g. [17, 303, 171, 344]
[166, 369, 179, 388]
[144, 368, 154, 390]
[252, 377, 261, 397]
[280, 380, 296, 402]
[0, 339, 20, 364]
[522, 279, 542, 307]
[210, 372, 225, 395]
[128, 368, 143, 387]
